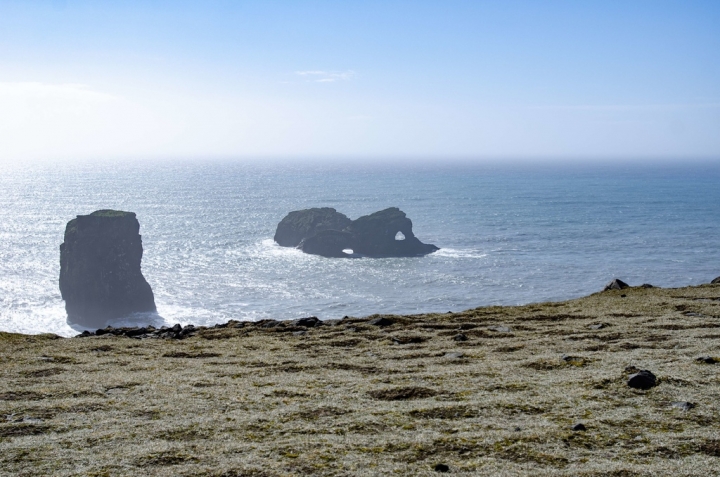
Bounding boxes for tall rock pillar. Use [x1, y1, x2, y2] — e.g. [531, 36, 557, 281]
[59, 210, 156, 327]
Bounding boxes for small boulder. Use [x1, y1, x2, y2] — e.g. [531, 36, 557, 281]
[696, 356, 718, 364]
[712, 276, 720, 284]
[627, 370, 657, 390]
[434, 463, 450, 473]
[572, 423, 587, 432]
[452, 333, 468, 342]
[294, 317, 320, 328]
[488, 325, 511, 333]
[369, 317, 394, 327]
[604, 279, 630, 291]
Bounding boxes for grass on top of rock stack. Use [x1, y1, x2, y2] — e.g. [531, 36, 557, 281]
[2, 284, 720, 476]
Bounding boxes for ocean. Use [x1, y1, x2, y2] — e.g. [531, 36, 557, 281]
[1, 159, 719, 337]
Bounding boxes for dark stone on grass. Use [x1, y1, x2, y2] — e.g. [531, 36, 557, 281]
[641, 283, 654, 288]
[59, 210, 156, 328]
[434, 463, 450, 472]
[711, 276, 720, 284]
[452, 333, 468, 341]
[294, 317, 320, 328]
[572, 423, 587, 431]
[604, 278, 630, 291]
[369, 317, 394, 327]
[696, 356, 718, 364]
[627, 370, 657, 390]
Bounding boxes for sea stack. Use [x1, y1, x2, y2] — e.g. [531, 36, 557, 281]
[59, 210, 156, 328]
[275, 207, 439, 258]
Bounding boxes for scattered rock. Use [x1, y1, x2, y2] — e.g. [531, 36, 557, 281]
[444, 352, 465, 359]
[434, 463, 450, 473]
[696, 356, 718, 364]
[59, 210, 156, 328]
[452, 333, 468, 342]
[512, 426, 522, 432]
[572, 423, 587, 432]
[640, 283, 654, 288]
[604, 279, 630, 291]
[627, 370, 657, 390]
[488, 325, 511, 333]
[711, 276, 720, 284]
[671, 401, 695, 411]
[294, 317, 320, 328]
[369, 317, 394, 327]
[588, 323, 605, 330]
[292, 330, 307, 336]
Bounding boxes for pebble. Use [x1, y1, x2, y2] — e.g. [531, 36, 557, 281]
[588, 324, 605, 330]
[434, 463, 450, 473]
[696, 356, 718, 364]
[452, 333, 468, 341]
[488, 325, 511, 333]
[444, 352, 465, 359]
[572, 423, 587, 431]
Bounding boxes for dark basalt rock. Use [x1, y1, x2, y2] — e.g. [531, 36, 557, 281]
[627, 369, 657, 390]
[59, 210, 156, 328]
[343, 207, 439, 257]
[276, 206, 438, 258]
[712, 276, 720, 284]
[604, 278, 630, 291]
[298, 229, 355, 258]
[274, 208, 352, 247]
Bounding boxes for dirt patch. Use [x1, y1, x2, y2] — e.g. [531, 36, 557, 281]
[368, 387, 437, 401]
[162, 351, 221, 358]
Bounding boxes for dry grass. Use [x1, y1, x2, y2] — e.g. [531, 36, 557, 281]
[2, 284, 720, 476]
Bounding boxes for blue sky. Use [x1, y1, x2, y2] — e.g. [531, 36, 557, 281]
[1, 1, 719, 162]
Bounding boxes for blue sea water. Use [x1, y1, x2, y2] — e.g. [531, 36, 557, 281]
[0, 159, 719, 337]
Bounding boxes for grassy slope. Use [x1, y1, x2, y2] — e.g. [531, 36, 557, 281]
[1, 285, 720, 476]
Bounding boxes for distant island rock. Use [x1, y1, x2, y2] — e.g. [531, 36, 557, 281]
[59, 210, 156, 328]
[274, 207, 439, 258]
[273, 207, 352, 247]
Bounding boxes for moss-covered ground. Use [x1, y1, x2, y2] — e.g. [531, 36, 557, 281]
[2, 284, 720, 476]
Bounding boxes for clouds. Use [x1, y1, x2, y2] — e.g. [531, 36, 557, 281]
[295, 70, 355, 83]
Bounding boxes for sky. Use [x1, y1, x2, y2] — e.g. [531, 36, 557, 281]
[0, 1, 719, 163]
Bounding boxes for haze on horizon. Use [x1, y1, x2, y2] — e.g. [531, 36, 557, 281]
[0, 1, 719, 164]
